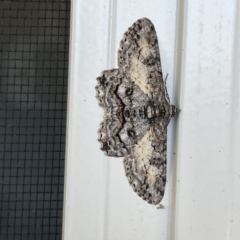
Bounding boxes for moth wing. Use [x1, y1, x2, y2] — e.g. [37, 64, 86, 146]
[123, 124, 167, 205]
[118, 18, 166, 101]
[96, 69, 127, 157]
[118, 117, 151, 150]
[116, 76, 151, 107]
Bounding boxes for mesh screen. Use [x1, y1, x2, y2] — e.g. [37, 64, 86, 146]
[0, 1, 70, 239]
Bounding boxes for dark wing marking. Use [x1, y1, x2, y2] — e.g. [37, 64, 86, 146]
[116, 76, 151, 107]
[118, 117, 151, 148]
[96, 69, 127, 157]
[118, 18, 166, 102]
[96, 70, 152, 157]
[123, 124, 167, 205]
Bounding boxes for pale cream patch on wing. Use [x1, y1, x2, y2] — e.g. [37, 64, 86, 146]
[139, 37, 149, 48]
[134, 128, 153, 166]
[130, 37, 153, 97]
[130, 57, 151, 97]
[147, 165, 159, 185]
[134, 128, 159, 186]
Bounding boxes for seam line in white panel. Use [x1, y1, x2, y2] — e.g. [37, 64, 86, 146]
[227, 0, 240, 239]
[168, 0, 188, 240]
[102, 1, 117, 240]
[62, 0, 75, 239]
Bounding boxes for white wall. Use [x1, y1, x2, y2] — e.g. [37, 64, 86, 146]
[62, 1, 240, 240]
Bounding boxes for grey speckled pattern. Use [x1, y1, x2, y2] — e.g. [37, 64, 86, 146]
[96, 18, 179, 205]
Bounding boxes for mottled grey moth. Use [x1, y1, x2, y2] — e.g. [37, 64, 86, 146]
[96, 18, 179, 205]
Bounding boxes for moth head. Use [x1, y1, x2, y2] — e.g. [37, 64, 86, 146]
[170, 105, 180, 117]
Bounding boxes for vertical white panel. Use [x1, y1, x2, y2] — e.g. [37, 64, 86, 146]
[63, 0, 240, 239]
[170, 0, 240, 240]
[63, 0, 178, 240]
[62, 0, 111, 239]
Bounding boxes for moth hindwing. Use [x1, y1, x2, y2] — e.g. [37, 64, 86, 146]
[96, 18, 179, 205]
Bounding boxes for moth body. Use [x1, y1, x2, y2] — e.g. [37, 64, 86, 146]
[96, 18, 179, 205]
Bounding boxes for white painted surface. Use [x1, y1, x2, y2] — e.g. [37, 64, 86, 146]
[63, 0, 240, 240]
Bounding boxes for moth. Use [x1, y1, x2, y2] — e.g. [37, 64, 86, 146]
[96, 18, 179, 206]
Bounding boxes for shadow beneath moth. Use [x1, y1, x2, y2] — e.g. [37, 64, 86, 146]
[96, 18, 179, 206]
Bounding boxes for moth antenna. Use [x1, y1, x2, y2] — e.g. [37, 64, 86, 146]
[164, 73, 169, 83]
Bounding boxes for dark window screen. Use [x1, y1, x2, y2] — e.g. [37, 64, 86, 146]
[0, 1, 70, 239]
